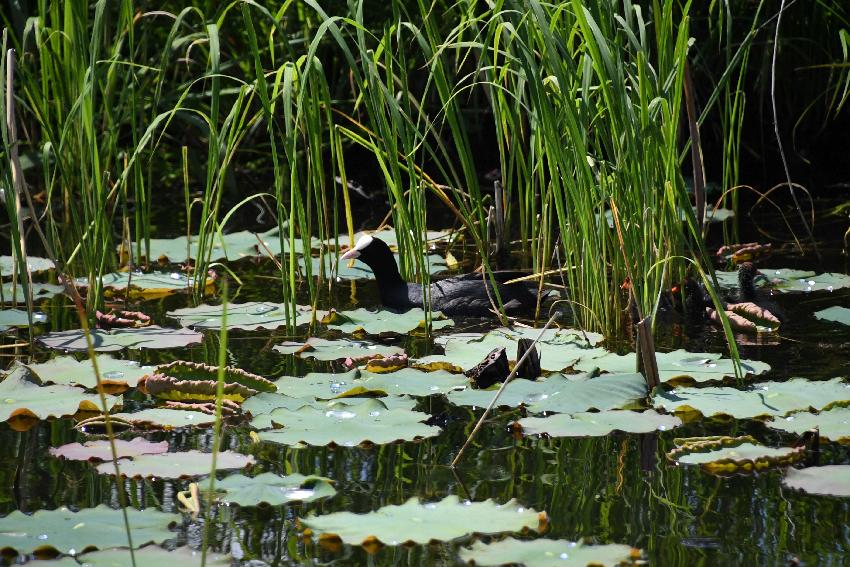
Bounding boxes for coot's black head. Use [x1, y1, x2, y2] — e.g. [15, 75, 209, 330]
[340, 235, 404, 285]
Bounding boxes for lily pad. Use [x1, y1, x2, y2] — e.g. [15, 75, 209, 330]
[305, 252, 448, 280]
[25, 355, 152, 391]
[447, 373, 648, 415]
[814, 306, 850, 326]
[269, 368, 467, 400]
[0, 309, 32, 331]
[653, 378, 850, 419]
[418, 327, 605, 373]
[38, 326, 203, 352]
[783, 465, 850, 496]
[0, 505, 179, 556]
[50, 437, 169, 461]
[76, 272, 215, 298]
[575, 349, 770, 385]
[667, 435, 805, 474]
[252, 398, 440, 446]
[715, 268, 850, 293]
[167, 302, 320, 330]
[324, 308, 454, 335]
[0, 255, 55, 274]
[139, 361, 276, 403]
[301, 495, 545, 546]
[107, 408, 216, 429]
[216, 472, 336, 506]
[459, 538, 639, 566]
[327, 227, 454, 250]
[516, 410, 681, 437]
[243, 391, 417, 416]
[130, 228, 317, 263]
[96, 450, 254, 478]
[76, 546, 230, 567]
[766, 407, 850, 444]
[274, 337, 404, 361]
[0, 367, 119, 422]
[1, 282, 64, 304]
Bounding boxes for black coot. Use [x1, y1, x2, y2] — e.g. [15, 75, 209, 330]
[340, 235, 548, 316]
[726, 262, 785, 320]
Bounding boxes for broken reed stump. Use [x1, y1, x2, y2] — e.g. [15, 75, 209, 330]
[515, 338, 541, 380]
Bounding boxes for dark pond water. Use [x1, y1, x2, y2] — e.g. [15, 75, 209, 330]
[1, 210, 850, 566]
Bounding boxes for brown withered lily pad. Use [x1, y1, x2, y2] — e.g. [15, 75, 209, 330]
[96, 309, 152, 329]
[707, 302, 780, 334]
[716, 242, 772, 264]
[49, 437, 168, 462]
[138, 361, 276, 403]
[162, 399, 241, 416]
[96, 449, 254, 478]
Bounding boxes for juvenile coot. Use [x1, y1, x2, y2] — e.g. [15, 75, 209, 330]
[726, 262, 785, 321]
[340, 235, 548, 316]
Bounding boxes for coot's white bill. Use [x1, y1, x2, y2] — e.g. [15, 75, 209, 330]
[340, 234, 373, 261]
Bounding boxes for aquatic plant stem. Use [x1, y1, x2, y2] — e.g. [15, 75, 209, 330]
[201, 278, 228, 567]
[451, 312, 559, 468]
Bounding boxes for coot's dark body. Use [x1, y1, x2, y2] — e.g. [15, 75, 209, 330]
[340, 235, 546, 316]
[726, 262, 785, 321]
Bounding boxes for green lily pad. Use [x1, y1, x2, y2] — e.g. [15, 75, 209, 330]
[326, 228, 454, 250]
[324, 308, 454, 335]
[76, 546, 230, 567]
[301, 495, 544, 546]
[38, 326, 203, 352]
[0, 366, 119, 422]
[76, 272, 214, 297]
[305, 252, 448, 280]
[243, 391, 417, 416]
[216, 472, 336, 506]
[0, 255, 55, 274]
[130, 228, 317, 263]
[447, 373, 648, 415]
[26, 355, 152, 390]
[575, 349, 770, 385]
[0, 309, 32, 331]
[1, 282, 64, 304]
[0, 505, 179, 556]
[459, 538, 639, 567]
[50, 437, 169, 461]
[108, 408, 215, 429]
[418, 327, 605, 372]
[766, 406, 850, 444]
[96, 450, 254, 478]
[269, 368, 467, 400]
[253, 398, 440, 446]
[814, 306, 850, 326]
[715, 268, 850, 293]
[167, 302, 320, 330]
[653, 378, 850, 419]
[274, 338, 404, 361]
[668, 435, 805, 474]
[516, 410, 681, 437]
[783, 465, 850, 496]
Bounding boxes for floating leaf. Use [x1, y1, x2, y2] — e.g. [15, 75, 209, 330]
[301, 496, 545, 546]
[167, 302, 320, 330]
[667, 435, 805, 474]
[139, 361, 276, 403]
[243, 391, 417, 416]
[783, 465, 850, 496]
[76, 546, 230, 567]
[0, 309, 33, 331]
[50, 437, 168, 461]
[96, 450, 254, 478]
[38, 326, 203, 352]
[216, 472, 336, 506]
[303, 252, 448, 281]
[129, 228, 317, 263]
[324, 308, 454, 335]
[274, 338, 403, 361]
[766, 407, 850, 444]
[459, 538, 639, 567]
[0, 367, 119, 422]
[815, 306, 850, 326]
[516, 410, 681, 437]
[447, 373, 647, 415]
[269, 368, 467, 401]
[0, 505, 179, 556]
[418, 327, 605, 372]
[575, 349, 770, 385]
[715, 268, 850, 293]
[0, 255, 55, 274]
[326, 228, 454, 250]
[106, 408, 215, 429]
[252, 398, 440, 446]
[76, 272, 215, 298]
[0, 282, 64, 304]
[653, 378, 850, 419]
[25, 355, 151, 391]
